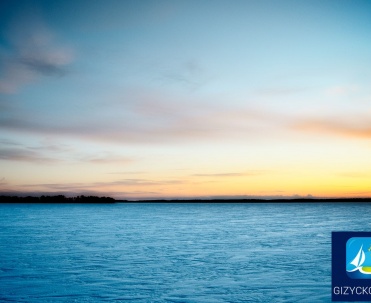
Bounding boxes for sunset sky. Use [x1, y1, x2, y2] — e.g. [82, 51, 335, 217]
[1, 0, 371, 199]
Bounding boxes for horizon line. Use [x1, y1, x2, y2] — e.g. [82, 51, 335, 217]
[2, 195, 371, 203]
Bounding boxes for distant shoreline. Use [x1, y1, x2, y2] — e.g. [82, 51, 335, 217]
[119, 198, 371, 203]
[1, 195, 371, 203]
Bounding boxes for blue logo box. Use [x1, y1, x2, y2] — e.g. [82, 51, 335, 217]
[332, 232, 371, 301]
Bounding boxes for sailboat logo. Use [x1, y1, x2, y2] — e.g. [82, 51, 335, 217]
[346, 237, 371, 279]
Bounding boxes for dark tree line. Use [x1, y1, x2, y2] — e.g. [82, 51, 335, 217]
[0, 195, 116, 203]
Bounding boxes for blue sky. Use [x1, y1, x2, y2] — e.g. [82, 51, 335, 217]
[1, 0, 371, 198]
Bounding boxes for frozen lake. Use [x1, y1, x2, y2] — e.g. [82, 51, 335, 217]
[1, 202, 370, 302]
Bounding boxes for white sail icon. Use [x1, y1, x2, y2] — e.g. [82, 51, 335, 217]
[347, 245, 365, 272]
[347, 244, 371, 274]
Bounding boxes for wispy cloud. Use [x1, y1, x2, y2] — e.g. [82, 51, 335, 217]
[192, 171, 262, 177]
[82, 154, 134, 165]
[0, 139, 134, 165]
[159, 59, 209, 91]
[292, 116, 371, 139]
[0, 138, 23, 147]
[21, 178, 185, 191]
[0, 88, 281, 144]
[19, 51, 72, 77]
[0, 11, 74, 94]
[107, 171, 145, 175]
[0, 138, 68, 163]
[0, 147, 57, 163]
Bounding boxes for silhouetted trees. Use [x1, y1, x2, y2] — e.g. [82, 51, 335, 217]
[0, 195, 115, 203]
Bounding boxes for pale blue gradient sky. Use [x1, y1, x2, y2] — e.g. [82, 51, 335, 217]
[1, 0, 371, 198]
